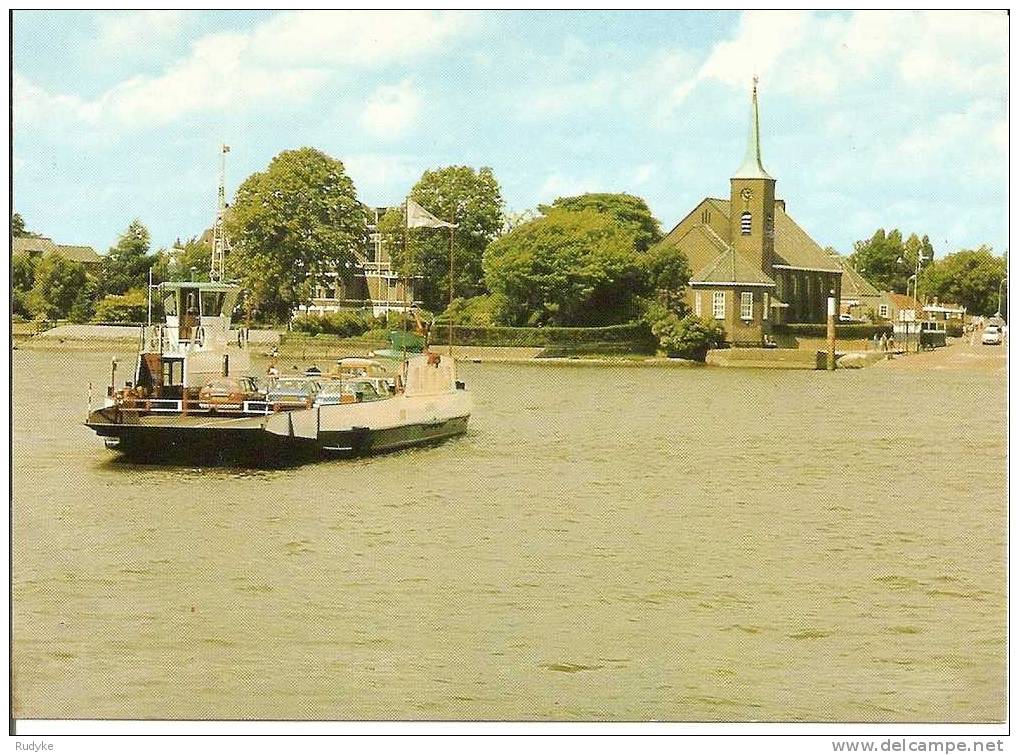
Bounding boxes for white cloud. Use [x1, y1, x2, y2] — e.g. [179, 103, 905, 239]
[248, 10, 474, 67]
[631, 164, 656, 186]
[94, 11, 189, 58]
[887, 99, 1006, 178]
[671, 10, 1007, 106]
[16, 10, 471, 127]
[537, 173, 600, 200]
[359, 80, 422, 140]
[342, 152, 421, 199]
[516, 42, 695, 122]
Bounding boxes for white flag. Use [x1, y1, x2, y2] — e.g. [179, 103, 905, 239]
[407, 199, 457, 229]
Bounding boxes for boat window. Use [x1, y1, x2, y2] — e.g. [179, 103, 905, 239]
[163, 292, 178, 317]
[201, 291, 226, 317]
[162, 360, 183, 386]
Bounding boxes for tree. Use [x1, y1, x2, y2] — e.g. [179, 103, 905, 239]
[483, 209, 643, 326]
[102, 220, 156, 296]
[848, 228, 933, 294]
[68, 279, 99, 323]
[382, 166, 504, 313]
[642, 241, 691, 312]
[539, 193, 663, 253]
[92, 289, 148, 323]
[226, 147, 368, 323]
[167, 236, 213, 282]
[439, 293, 507, 326]
[12, 253, 36, 318]
[919, 246, 1007, 316]
[651, 313, 726, 360]
[11, 212, 27, 238]
[28, 253, 87, 320]
[13, 253, 36, 291]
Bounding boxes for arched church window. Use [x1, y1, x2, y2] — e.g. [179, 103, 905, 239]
[740, 212, 752, 235]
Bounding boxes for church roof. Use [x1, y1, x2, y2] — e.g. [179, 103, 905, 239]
[732, 78, 773, 181]
[688, 226, 776, 286]
[835, 257, 882, 298]
[692, 199, 842, 273]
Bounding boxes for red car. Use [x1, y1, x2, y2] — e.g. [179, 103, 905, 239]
[198, 376, 261, 411]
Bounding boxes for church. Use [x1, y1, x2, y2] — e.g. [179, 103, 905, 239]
[660, 80, 842, 346]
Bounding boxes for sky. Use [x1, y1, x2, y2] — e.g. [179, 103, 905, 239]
[12, 10, 1009, 259]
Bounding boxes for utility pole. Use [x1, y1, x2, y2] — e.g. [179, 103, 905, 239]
[210, 144, 230, 283]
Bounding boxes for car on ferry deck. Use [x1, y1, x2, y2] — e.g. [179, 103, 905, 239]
[265, 375, 322, 409]
[313, 378, 385, 407]
[198, 376, 261, 411]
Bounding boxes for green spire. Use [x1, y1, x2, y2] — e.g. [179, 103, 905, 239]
[733, 76, 773, 180]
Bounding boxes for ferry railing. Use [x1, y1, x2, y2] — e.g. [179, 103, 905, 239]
[114, 397, 275, 417]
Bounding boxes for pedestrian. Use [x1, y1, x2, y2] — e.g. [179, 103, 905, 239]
[872, 333, 880, 351]
[880, 333, 888, 352]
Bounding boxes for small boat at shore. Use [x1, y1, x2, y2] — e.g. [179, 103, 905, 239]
[84, 279, 472, 465]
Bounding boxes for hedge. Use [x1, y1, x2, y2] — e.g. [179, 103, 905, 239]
[442, 322, 656, 348]
[775, 323, 893, 339]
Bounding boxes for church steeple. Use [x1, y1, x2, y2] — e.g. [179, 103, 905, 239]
[729, 76, 776, 275]
[733, 76, 773, 180]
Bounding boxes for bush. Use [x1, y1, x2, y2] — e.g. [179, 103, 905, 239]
[775, 322, 893, 339]
[291, 310, 379, 337]
[651, 314, 726, 360]
[436, 294, 506, 327]
[92, 290, 147, 323]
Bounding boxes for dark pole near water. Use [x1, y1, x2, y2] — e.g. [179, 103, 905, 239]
[826, 290, 836, 371]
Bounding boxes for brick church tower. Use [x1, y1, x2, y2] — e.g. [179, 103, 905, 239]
[729, 77, 776, 277]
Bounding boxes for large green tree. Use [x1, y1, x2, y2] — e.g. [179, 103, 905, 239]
[11, 212, 28, 238]
[226, 147, 368, 322]
[483, 209, 643, 326]
[381, 166, 504, 313]
[848, 229, 933, 293]
[179, 236, 212, 281]
[919, 246, 1007, 317]
[12, 253, 36, 318]
[642, 241, 691, 312]
[101, 220, 156, 296]
[28, 253, 87, 319]
[539, 193, 663, 253]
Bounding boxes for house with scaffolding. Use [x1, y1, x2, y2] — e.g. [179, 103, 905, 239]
[295, 206, 416, 318]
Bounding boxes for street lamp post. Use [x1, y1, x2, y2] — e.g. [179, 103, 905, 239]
[996, 278, 1006, 318]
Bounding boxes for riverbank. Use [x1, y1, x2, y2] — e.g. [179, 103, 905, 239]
[14, 324, 1002, 373]
[879, 336, 1006, 373]
[18, 323, 280, 349]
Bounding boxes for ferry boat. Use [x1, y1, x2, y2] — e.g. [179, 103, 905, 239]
[86, 146, 471, 464]
[84, 279, 471, 464]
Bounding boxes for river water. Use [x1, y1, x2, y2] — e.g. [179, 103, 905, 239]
[12, 347, 1007, 722]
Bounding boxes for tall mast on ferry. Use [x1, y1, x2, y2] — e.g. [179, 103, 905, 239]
[210, 143, 230, 282]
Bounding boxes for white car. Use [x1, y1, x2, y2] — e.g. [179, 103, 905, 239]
[981, 326, 1003, 346]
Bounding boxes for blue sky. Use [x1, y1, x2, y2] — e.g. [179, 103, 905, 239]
[12, 10, 1008, 258]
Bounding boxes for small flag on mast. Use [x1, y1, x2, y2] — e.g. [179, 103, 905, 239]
[407, 199, 457, 229]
